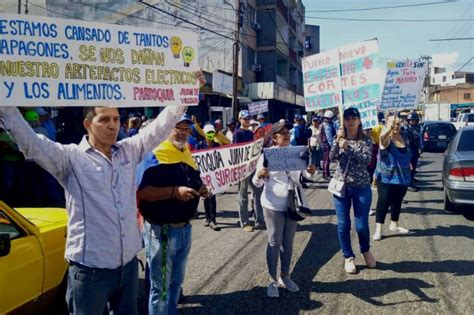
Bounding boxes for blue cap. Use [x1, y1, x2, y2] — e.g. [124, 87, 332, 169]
[257, 113, 265, 119]
[294, 114, 303, 120]
[238, 110, 251, 119]
[176, 113, 193, 125]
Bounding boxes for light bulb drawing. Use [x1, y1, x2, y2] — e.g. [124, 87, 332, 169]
[170, 36, 182, 59]
[182, 46, 194, 67]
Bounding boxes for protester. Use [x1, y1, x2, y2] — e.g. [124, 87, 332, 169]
[373, 115, 412, 241]
[290, 114, 311, 147]
[257, 113, 269, 128]
[137, 114, 210, 314]
[192, 115, 231, 146]
[37, 107, 56, 141]
[309, 116, 322, 171]
[404, 111, 422, 192]
[322, 110, 336, 180]
[0, 127, 24, 206]
[252, 121, 316, 297]
[234, 109, 265, 232]
[225, 119, 237, 142]
[0, 70, 199, 313]
[127, 116, 142, 137]
[330, 107, 376, 274]
[195, 124, 221, 231]
[250, 119, 260, 132]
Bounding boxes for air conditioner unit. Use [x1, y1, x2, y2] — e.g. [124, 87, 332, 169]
[251, 64, 262, 72]
[251, 23, 261, 31]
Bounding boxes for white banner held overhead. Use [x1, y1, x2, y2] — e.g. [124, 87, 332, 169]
[0, 13, 199, 107]
[192, 139, 264, 195]
[248, 100, 269, 115]
[380, 59, 427, 110]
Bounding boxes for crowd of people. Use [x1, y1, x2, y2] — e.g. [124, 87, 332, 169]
[0, 84, 425, 313]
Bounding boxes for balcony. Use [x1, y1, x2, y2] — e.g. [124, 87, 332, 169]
[289, 48, 296, 63]
[289, 15, 296, 32]
[276, 0, 288, 21]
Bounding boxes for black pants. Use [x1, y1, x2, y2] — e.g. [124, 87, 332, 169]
[410, 152, 420, 182]
[204, 195, 217, 223]
[375, 181, 408, 224]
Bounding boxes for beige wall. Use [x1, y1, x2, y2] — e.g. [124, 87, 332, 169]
[431, 87, 474, 103]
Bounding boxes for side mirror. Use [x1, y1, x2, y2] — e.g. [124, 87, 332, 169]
[0, 234, 11, 257]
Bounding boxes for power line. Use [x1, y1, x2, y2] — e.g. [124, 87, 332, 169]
[306, 1, 458, 13]
[457, 57, 474, 71]
[429, 37, 474, 41]
[167, 0, 236, 24]
[305, 16, 473, 22]
[139, 0, 235, 41]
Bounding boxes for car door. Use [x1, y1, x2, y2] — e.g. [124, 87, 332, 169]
[0, 207, 44, 314]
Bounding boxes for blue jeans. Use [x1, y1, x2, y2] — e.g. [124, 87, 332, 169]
[333, 186, 372, 258]
[310, 146, 321, 168]
[66, 257, 138, 315]
[145, 222, 192, 315]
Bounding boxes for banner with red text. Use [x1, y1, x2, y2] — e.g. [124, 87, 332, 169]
[0, 13, 199, 107]
[192, 139, 264, 195]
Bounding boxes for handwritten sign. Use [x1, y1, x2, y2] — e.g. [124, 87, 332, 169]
[0, 13, 199, 107]
[192, 139, 264, 195]
[263, 146, 307, 171]
[338, 40, 381, 129]
[380, 59, 427, 110]
[302, 50, 343, 111]
[248, 100, 269, 115]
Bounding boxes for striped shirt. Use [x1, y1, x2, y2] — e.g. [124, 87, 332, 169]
[0, 106, 185, 268]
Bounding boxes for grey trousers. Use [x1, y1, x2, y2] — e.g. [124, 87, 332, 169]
[238, 173, 264, 227]
[263, 207, 297, 281]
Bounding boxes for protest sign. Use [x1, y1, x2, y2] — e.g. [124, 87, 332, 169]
[0, 14, 199, 107]
[192, 139, 264, 195]
[248, 100, 268, 115]
[263, 146, 307, 172]
[338, 39, 381, 129]
[380, 59, 427, 110]
[302, 50, 343, 111]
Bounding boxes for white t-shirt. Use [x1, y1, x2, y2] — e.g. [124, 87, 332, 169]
[309, 125, 321, 147]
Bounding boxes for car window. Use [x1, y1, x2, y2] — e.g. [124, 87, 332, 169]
[458, 130, 474, 151]
[0, 211, 22, 239]
[425, 123, 456, 135]
[468, 114, 474, 122]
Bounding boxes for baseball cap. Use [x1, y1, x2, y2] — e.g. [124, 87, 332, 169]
[226, 119, 237, 126]
[257, 113, 265, 120]
[250, 119, 260, 127]
[271, 121, 292, 135]
[24, 110, 39, 122]
[343, 107, 361, 119]
[176, 113, 193, 125]
[214, 119, 222, 125]
[238, 110, 251, 119]
[203, 124, 216, 134]
[294, 114, 303, 120]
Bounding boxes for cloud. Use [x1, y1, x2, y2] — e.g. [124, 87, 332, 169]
[431, 52, 459, 70]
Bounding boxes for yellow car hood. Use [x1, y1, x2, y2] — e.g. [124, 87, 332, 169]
[15, 208, 68, 233]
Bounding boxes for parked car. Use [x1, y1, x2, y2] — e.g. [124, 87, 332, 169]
[453, 112, 474, 130]
[0, 201, 68, 314]
[442, 126, 474, 211]
[421, 121, 457, 152]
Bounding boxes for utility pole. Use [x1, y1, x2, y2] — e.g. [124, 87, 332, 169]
[18, 0, 21, 14]
[232, 2, 243, 119]
[420, 55, 432, 119]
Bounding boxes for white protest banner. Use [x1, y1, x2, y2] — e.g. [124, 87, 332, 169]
[248, 100, 268, 115]
[302, 49, 343, 111]
[0, 14, 199, 107]
[380, 59, 427, 110]
[338, 39, 381, 129]
[192, 139, 264, 195]
[263, 146, 307, 172]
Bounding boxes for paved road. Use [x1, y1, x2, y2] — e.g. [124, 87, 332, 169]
[138, 152, 474, 314]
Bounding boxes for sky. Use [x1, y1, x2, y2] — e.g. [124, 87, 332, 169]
[302, 0, 474, 72]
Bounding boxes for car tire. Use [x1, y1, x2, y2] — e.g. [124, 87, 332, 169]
[444, 190, 456, 212]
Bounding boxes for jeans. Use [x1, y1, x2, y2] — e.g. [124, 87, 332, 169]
[204, 195, 217, 223]
[375, 181, 408, 224]
[145, 222, 192, 315]
[238, 172, 264, 227]
[310, 146, 321, 169]
[263, 207, 297, 281]
[333, 186, 372, 258]
[322, 144, 331, 178]
[66, 257, 138, 315]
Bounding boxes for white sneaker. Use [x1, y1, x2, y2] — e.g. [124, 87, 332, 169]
[369, 209, 376, 216]
[278, 276, 299, 292]
[267, 281, 279, 298]
[344, 257, 357, 274]
[389, 222, 410, 233]
[373, 223, 383, 241]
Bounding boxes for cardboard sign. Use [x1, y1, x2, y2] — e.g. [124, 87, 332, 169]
[248, 100, 269, 115]
[192, 139, 264, 195]
[263, 146, 307, 171]
[0, 13, 199, 107]
[380, 59, 427, 110]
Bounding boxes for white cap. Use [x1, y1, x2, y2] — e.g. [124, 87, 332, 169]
[203, 124, 215, 133]
[250, 119, 260, 127]
[324, 110, 334, 119]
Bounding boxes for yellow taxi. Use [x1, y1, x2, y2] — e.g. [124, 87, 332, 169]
[0, 201, 68, 314]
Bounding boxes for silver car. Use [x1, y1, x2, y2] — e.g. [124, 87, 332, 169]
[442, 126, 474, 211]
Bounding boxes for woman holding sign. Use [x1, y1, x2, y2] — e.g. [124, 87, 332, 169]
[330, 107, 376, 274]
[252, 121, 316, 298]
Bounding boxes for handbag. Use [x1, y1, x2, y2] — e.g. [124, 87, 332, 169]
[287, 173, 312, 221]
[327, 154, 351, 198]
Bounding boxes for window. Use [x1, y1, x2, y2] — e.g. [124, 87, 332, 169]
[442, 76, 446, 82]
[247, 47, 255, 70]
[458, 130, 474, 151]
[464, 93, 471, 100]
[0, 211, 21, 240]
